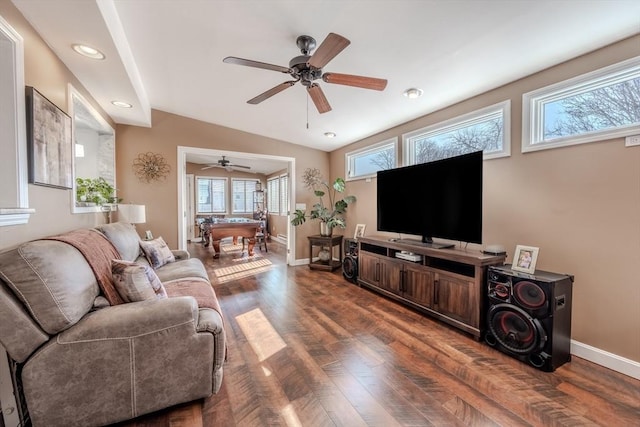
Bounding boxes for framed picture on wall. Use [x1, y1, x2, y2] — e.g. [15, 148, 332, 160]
[512, 245, 539, 274]
[26, 86, 73, 189]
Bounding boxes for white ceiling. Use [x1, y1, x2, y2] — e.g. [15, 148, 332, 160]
[12, 0, 640, 161]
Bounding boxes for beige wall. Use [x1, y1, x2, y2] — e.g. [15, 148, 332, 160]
[115, 109, 329, 258]
[0, 1, 113, 250]
[331, 35, 640, 362]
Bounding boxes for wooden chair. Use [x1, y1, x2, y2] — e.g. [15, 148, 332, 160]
[242, 220, 267, 253]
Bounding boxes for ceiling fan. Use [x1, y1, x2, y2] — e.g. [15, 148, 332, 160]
[223, 33, 387, 114]
[201, 156, 251, 172]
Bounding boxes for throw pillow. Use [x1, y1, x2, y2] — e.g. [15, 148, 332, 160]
[111, 259, 168, 302]
[139, 236, 175, 269]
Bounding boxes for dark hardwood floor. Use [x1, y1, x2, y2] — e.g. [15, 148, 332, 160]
[119, 238, 640, 426]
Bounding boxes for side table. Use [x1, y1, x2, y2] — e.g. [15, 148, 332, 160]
[307, 235, 343, 271]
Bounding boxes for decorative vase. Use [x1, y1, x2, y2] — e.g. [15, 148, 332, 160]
[319, 221, 333, 237]
[318, 247, 331, 263]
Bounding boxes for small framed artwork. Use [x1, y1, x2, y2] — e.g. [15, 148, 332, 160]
[145, 230, 154, 241]
[25, 86, 73, 189]
[354, 223, 366, 239]
[512, 245, 539, 274]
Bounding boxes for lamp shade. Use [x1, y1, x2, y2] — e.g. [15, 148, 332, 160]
[118, 204, 146, 224]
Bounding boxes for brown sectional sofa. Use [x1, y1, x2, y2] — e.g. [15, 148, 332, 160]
[0, 222, 225, 426]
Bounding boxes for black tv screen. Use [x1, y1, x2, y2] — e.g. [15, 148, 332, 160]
[376, 151, 483, 247]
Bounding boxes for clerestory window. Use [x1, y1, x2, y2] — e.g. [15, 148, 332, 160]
[522, 56, 640, 152]
[345, 138, 397, 180]
[403, 100, 510, 165]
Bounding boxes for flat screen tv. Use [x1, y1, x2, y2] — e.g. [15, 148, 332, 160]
[376, 151, 482, 249]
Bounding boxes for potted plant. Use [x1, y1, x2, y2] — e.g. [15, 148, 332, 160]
[75, 177, 120, 206]
[291, 168, 356, 236]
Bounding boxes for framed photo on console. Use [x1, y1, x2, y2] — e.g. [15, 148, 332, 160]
[354, 223, 366, 239]
[512, 245, 539, 274]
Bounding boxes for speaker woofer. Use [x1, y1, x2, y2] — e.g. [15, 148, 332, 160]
[488, 304, 546, 354]
[342, 255, 358, 283]
[513, 281, 547, 310]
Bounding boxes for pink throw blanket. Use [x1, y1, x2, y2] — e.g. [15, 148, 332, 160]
[45, 229, 124, 305]
[165, 279, 224, 321]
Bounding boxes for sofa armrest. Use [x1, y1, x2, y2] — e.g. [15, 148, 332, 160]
[22, 297, 220, 426]
[171, 249, 190, 260]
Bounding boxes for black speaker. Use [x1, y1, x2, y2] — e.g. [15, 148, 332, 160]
[342, 238, 358, 283]
[484, 265, 573, 372]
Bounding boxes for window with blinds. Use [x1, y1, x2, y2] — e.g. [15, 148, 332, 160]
[267, 174, 288, 216]
[197, 177, 227, 214]
[232, 179, 257, 214]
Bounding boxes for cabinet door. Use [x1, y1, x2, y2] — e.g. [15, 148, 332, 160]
[380, 258, 402, 295]
[403, 265, 435, 308]
[359, 252, 381, 286]
[436, 273, 474, 326]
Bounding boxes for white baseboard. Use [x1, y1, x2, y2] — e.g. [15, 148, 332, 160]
[271, 235, 286, 245]
[571, 340, 640, 380]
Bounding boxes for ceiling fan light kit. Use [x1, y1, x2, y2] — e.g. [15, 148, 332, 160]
[223, 32, 388, 114]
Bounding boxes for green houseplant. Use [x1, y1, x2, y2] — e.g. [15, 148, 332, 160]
[75, 177, 119, 206]
[291, 168, 356, 236]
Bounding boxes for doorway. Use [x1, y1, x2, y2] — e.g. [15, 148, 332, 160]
[176, 146, 296, 265]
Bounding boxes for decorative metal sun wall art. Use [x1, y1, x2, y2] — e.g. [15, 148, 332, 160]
[132, 152, 171, 183]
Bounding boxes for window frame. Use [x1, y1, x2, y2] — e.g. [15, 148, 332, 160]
[403, 100, 511, 166]
[231, 178, 257, 214]
[196, 176, 227, 214]
[522, 56, 640, 153]
[0, 15, 32, 226]
[345, 137, 398, 181]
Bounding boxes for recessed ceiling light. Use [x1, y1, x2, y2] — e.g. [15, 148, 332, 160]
[403, 88, 423, 99]
[72, 44, 105, 60]
[324, 132, 336, 138]
[111, 101, 133, 108]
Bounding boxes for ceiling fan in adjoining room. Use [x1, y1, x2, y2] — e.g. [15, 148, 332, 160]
[201, 156, 251, 172]
[223, 32, 388, 114]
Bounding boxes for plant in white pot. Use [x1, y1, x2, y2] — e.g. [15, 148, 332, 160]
[291, 168, 356, 236]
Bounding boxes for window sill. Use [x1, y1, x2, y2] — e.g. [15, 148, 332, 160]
[0, 208, 36, 226]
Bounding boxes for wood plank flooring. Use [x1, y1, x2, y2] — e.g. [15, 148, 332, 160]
[118, 239, 640, 427]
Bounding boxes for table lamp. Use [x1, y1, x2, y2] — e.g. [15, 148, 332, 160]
[117, 204, 146, 226]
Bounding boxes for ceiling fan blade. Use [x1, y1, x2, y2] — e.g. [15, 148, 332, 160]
[307, 33, 350, 69]
[223, 56, 291, 74]
[248, 81, 297, 104]
[307, 84, 332, 114]
[322, 73, 388, 91]
[229, 164, 251, 170]
[201, 165, 218, 170]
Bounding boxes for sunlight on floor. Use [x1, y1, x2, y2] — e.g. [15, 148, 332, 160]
[282, 404, 303, 427]
[236, 308, 286, 362]
[212, 258, 273, 283]
[221, 244, 244, 252]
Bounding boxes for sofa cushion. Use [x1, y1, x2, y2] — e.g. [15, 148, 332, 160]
[96, 222, 142, 262]
[111, 260, 167, 302]
[153, 258, 209, 283]
[140, 237, 175, 268]
[0, 240, 99, 335]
